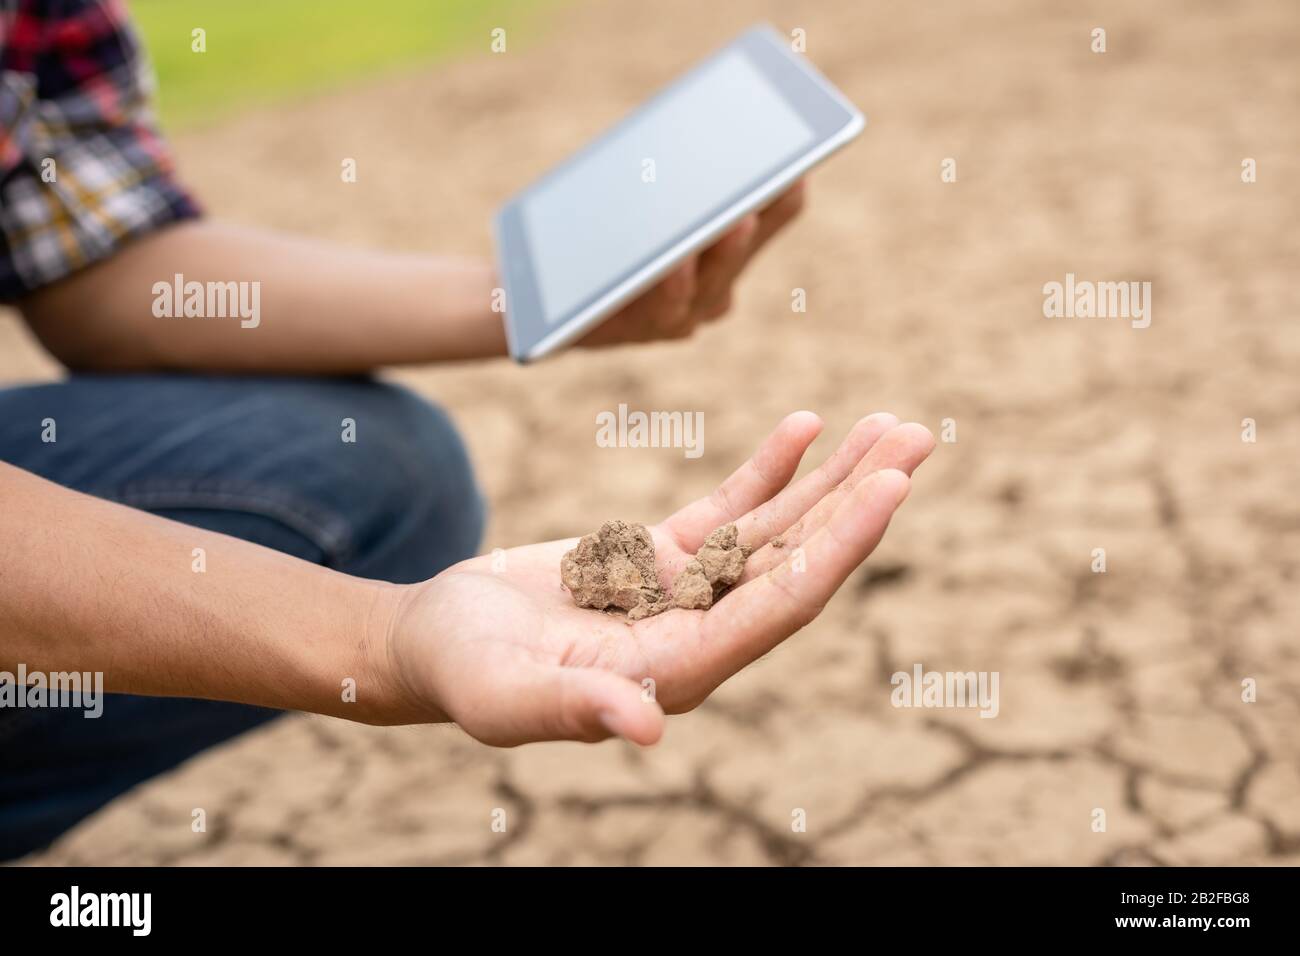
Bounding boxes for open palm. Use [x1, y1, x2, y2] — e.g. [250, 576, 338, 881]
[386, 411, 935, 746]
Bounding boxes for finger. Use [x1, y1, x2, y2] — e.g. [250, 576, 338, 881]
[654, 256, 700, 337]
[741, 422, 935, 581]
[579, 257, 698, 346]
[688, 182, 804, 323]
[700, 468, 911, 681]
[692, 214, 758, 320]
[662, 410, 823, 553]
[482, 666, 665, 747]
[733, 411, 898, 550]
[747, 180, 807, 259]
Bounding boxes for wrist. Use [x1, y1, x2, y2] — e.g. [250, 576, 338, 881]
[425, 256, 509, 361]
[475, 260, 510, 360]
[353, 580, 449, 725]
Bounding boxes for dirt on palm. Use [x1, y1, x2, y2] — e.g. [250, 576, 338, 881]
[560, 521, 749, 619]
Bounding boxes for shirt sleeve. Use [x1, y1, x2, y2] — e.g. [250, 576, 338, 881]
[0, 0, 201, 303]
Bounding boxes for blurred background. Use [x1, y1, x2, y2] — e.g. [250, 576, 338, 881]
[4, 0, 1298, 865]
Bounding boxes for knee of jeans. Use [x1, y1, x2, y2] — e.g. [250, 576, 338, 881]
[339, 383, 486, 582]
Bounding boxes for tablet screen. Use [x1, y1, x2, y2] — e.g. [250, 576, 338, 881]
[520, 49, 815, 324]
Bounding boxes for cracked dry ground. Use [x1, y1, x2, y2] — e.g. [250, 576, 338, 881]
[5, 0, 1298, 865]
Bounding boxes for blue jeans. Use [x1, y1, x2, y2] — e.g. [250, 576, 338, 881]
[0, 374, 485, 860]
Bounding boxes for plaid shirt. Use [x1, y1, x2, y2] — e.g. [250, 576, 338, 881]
[0, 0, 199, 303]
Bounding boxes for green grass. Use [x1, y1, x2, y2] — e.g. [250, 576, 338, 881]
[130, 0, 550, 128]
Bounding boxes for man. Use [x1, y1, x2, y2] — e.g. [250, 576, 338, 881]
[0, 0, 934, 859]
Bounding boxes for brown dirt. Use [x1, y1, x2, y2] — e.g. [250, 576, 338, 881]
[680, 523, 749, 607]
[560, 521, 747, 618]
[561, 520, 661, 616]
[2, 0, 1298, 866]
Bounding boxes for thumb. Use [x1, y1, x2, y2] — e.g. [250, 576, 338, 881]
[517, 666, 665, 747]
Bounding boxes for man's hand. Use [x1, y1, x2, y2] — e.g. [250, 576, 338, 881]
[574, 181, 807, 348]
[378, 410, 934, 745]
[0, 411, 931, 742]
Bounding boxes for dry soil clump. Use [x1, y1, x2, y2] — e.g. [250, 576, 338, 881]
[561, 521, 749, 620]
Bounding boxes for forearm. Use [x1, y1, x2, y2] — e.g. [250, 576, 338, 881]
[18, 221, 508, 372]
[0, 462, 411, 723]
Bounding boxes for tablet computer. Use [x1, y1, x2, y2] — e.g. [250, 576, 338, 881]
[493, 23, 865, 362]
